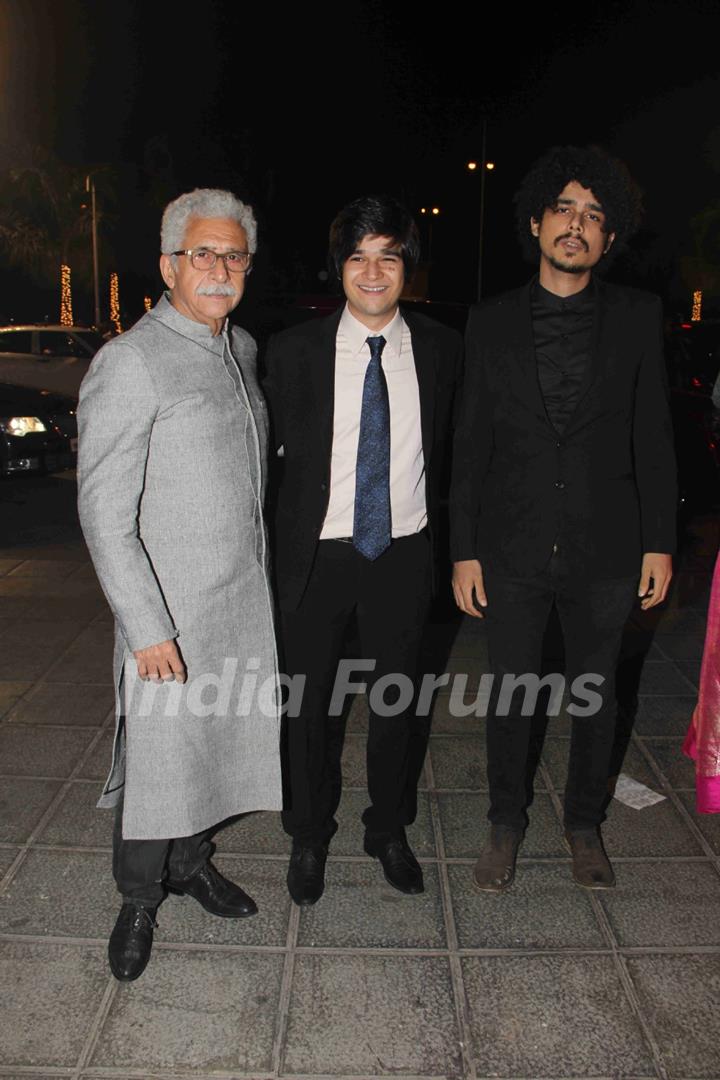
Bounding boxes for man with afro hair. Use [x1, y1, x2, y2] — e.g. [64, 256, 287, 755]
[450, 145, 676, 893]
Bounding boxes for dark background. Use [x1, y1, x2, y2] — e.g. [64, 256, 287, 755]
[1, 0, 719, 323]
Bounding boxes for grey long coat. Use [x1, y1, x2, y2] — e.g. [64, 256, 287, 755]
[77, 295, 282, 839]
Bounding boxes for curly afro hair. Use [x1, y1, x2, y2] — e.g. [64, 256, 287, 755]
[514, 145, 643, 269]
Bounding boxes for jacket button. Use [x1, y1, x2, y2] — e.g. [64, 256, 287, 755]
[321, 482, 327, 491]
[556, 440, 562, 448]
[555, 481, 565, 490]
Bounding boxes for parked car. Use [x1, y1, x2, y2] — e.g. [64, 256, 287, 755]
[0, 325, 104, 396]
[0, 382, 78, 477]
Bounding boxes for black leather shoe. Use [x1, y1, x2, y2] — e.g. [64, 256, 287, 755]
[287, 844, 327, 906]
[564, 828, 615, 889]
[364, 835, 424, 894]
[166, 861, 258, 917]
[108, 903, 157, 982]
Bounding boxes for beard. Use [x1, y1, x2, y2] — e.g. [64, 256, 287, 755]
[547, 251, 593, 275]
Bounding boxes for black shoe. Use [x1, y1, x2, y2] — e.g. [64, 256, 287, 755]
[166, 861, 258, 918]
[364, 834, 424, 894]
[287, 843, 327, 906]
[108, 903, 157, 982]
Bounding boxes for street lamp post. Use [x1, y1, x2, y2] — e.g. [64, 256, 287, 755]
[85, 174, 100, 327]
[467, 120, 495, 300]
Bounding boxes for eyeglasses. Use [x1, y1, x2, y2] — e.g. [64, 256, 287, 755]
[172, 248, 253, 273]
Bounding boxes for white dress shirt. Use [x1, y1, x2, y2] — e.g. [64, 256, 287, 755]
[320, 304, 427, 540]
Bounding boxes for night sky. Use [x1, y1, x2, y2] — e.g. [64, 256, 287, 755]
[1, 0, 719, 320]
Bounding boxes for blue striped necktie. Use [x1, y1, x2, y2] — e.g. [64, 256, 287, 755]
[353, 334, 391, 560]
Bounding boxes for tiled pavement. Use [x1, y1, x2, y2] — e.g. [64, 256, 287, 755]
[1, 473, 719, 1079]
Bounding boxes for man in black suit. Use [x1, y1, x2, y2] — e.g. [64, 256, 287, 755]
[265, 195, 461, 905]
[450, 146, 677, 892]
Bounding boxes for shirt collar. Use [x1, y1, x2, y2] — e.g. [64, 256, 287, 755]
[531, 276, 596, 312]
[339, 303, 404, 358]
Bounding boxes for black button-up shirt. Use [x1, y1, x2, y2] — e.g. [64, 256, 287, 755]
[532, 280, 595, 434]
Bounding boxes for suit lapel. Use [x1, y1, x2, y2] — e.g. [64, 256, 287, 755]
[306, 308, 343, 463]
[513, 282, 549, 423]
[404, 312, 436, 459]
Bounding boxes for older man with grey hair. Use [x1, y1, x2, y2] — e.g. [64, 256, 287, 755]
[78, 188, 281, 982]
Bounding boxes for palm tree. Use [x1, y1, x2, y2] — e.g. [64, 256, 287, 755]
[0, 145, 115, 321]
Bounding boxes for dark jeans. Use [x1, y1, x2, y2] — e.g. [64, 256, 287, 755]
[280, 531, 431, 847]
[112, 798, 213, 907]
[483, 558, 637, 832]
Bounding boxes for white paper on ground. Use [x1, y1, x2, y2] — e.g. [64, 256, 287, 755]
[612, 772, 666, 809]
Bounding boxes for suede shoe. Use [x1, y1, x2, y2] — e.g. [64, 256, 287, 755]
[564, 828, 615, 889]
[166, 861, 258, 917]
[472, 825, 524, 892]
[287, 844, 328, 906]
[108, 903, 157, 982]
[364, 834, 424, 894]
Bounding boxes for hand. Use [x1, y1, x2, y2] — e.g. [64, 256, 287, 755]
[133, 639, 186, 683]
[452, 559, 487, 618]
[638, 552, 673, 610]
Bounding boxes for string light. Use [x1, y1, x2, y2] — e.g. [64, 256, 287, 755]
[60, 264, 73, 325]
[143, 295, 152, 313]
[691, 289, 702, 322]
[109, 272, 123, 334]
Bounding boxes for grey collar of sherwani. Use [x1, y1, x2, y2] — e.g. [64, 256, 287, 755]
[151, 292, 229, 348]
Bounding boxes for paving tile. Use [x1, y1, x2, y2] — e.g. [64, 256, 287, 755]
[0, 593, 104, 621]
[158, 854, 291, 947]
[654, 634, 706, 661]
[627, 955, 720, 1078]
[0, 557, 22, 575]
[345, 692, 369, 733]
[0, 846, 20, 876]
[91, 950, 283, 1072]
[541, 736, 657, 790]
[438, 792, 566, 858]
[214, 808, 286, 855]
[0, 619, 86, 680]
[428, 691, 487, 733]
[296, 861, 445, 949]
[0, 724, 95, 777]
[0, 939, 107, 1067]
[0, 680, 32, 718]
[0, 575, 103, 601]
[448, 861, 604, 950]
[462, 954, 654, 1077]
[331, 789, 435, 858]
[640, 736, 696, 788]
[429, 735, 489, 789]
[673, 660, 702, 688]
[7, 682, 113, 726]
[599, 860, 720, 947]
[35, 781, 112, 848]
[0, 849, 116, 938]
[7, 559, 81, 579]
[677, 791, 720, 853]
[637, 662, 697, 695]
[634, 695, 696, 735]
[43, 622, 114, 684]
[75, 729, 114, 781]
[0, 778, 63, 842]
[602, 797, 703, 856]
[340, 732, 369, 788]
[284, 954, 462, 1076]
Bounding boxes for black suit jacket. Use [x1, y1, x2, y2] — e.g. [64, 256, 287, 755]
[449, 278, 677, 579]
[264, 306, 462, 611]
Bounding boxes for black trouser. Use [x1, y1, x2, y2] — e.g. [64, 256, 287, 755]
[280, 531, 432, 847]
[112, 798, 213, 907]
[483, 559, 637, 832]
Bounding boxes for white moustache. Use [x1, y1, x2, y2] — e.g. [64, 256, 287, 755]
[195, 285, 237, 297]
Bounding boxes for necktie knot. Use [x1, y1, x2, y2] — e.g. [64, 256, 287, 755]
[367, 335, 386, 363]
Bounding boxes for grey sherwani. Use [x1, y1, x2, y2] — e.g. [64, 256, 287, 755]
[77, 295, 282, 839]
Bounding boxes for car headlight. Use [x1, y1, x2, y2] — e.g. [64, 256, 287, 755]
[0, 416, 48, 436]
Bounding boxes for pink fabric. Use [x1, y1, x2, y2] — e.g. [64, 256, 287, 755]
[684, 551, 720, 813]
